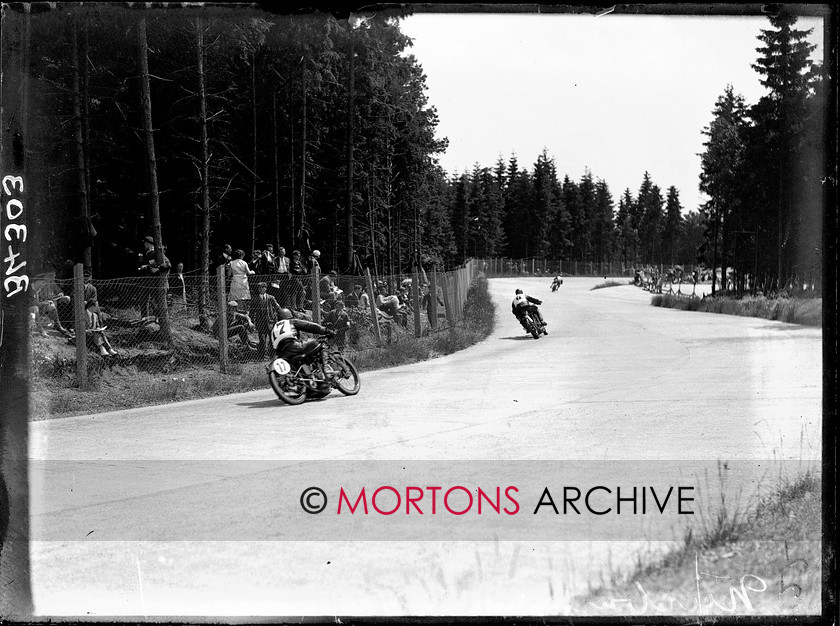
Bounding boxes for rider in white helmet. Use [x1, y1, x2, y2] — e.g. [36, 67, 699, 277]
[511, 288, 547, 333]
[271, 307, 334, 371]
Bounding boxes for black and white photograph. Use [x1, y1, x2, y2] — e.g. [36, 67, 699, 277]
[0, 2, 833, 620]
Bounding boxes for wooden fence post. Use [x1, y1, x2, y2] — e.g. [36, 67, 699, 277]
[441, 271, 454, 330]
[364, 268, 382, 344]
[429, 268, 439, 330]
[311, 265, 321, 324]
[412, 269, 421, 338]
[73, 263, 87, 389]
[217, 264, 228, 373]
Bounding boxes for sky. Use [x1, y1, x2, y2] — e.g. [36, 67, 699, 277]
[398, 10, 826, 213]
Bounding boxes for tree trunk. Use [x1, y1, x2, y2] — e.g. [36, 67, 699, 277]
[71, 23, 91, 272]
[196, 17, 211, 332]
[711, 203, 720, 296]
[298, 59, 308, 246]
[82, 25, 96, 275]
[250, 52, 258, 254]
[138, 17, 171, 343]
[345, 29, 356, 271]
[273, 90, 281, 251]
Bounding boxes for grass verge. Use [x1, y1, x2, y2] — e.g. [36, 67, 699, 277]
[30, 275, 495, 420]
[574, 467, 821, 616]
[651, 293, 821, 326]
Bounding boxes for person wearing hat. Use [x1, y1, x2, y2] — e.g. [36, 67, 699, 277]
[257, 244, 277, 275]
[307, 249, 322, 273]
[249, 281, 281, 359]
[79, 270, 118, 356]
[289, 250, 307, 310]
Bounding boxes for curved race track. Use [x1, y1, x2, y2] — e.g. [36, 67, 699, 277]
[29, 277, 822, 616]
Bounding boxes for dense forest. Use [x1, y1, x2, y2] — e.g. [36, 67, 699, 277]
[2, 6, 825, 293]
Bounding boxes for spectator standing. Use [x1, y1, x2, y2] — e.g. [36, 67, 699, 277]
[289, 249, 307, 310]
[274, 247, 290, 274]
[169, 262, 187, 307]
[345, 284, 361, 308]
[216, 244, 233, 272]
[228, 249, 255, 308]
[249, 281, 281, 359]
[257, 244, 277, 275]
[272, 245, 293, 308]
[307, 249, 322, 274]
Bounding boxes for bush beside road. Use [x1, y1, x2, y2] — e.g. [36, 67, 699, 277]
[651, 293, 822, 327]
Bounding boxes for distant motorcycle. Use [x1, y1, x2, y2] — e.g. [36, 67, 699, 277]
[550, 276, 563, 291]
[267, 336, 360, 405]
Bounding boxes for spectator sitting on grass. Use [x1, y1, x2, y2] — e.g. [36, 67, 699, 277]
[213, 300, 257, 348]
[84, 286, 118, 357]
[323, 300, 351, 350]
[30, 275, 72, 337]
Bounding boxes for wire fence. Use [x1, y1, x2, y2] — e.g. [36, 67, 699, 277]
[29, 260, 481, 389]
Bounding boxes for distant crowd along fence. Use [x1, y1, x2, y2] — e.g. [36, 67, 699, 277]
[478, 258, 701, 279]
[34, 260, 481, 386]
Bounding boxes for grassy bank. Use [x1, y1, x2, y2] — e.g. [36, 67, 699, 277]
[30, 275, 495, 420]
[651, 293, 821, 326]
[574, 469, 821, 616]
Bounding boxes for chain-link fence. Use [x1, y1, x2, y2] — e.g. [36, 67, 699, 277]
[30, 260, 481, 391]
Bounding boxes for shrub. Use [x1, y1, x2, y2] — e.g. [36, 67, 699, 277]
[650, 292, 820, 326]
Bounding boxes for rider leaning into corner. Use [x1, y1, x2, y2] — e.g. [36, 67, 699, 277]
[271, 308, 335, 375]
[511, 289, 548, 335]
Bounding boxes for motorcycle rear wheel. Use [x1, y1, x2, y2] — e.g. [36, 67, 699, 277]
[329, 355, 361, 396]
[268, 371, 307, 405]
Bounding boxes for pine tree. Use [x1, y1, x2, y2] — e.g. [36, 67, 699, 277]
[749, 11, 820, 287]
[699, 85, 747, 292]
[663, 186, 683, 266]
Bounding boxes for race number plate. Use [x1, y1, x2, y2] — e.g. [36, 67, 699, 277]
[271, 358, 291, 375]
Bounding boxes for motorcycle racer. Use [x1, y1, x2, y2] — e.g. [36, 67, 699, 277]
[511, 289, 547, 334]
[271, 308, 335, 372]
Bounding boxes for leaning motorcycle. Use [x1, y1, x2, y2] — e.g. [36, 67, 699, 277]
[519, 310, 547, 339]
[267, 336, 360, 405]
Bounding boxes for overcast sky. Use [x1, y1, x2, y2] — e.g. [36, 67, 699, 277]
[399, 11, 825, 213]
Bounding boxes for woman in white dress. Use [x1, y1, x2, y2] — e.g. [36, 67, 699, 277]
[228, 249, 255, 308]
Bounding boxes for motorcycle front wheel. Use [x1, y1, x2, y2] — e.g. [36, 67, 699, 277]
[528, 319, 540, 339]
[329, 355, 361, 396]
[268, 371, 308, 405]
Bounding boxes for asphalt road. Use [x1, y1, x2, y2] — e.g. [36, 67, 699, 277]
[28, 276, 822, 616]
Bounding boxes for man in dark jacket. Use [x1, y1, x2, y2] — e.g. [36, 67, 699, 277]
[289, 250, 307, 310]
[250, 282, 282, 359]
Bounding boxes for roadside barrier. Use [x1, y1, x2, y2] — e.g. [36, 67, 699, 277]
[30, 260, 482, 388]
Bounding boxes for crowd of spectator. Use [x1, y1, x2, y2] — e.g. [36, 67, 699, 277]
[29, 235, 449, 359]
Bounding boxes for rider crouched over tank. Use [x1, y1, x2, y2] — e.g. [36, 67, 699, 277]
[270, 307, 336, 378]
[512, 289, 548, 335]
